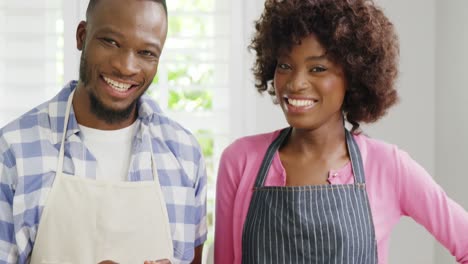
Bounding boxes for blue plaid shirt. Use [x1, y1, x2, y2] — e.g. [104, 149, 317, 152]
[0, 81, 207, 264]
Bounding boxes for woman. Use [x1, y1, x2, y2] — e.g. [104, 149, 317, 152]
[214, 0, 468, 263]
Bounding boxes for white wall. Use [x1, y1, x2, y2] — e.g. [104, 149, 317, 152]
[435, 0, 468, 263]
[235, 0, 467, 263]
[366, 1, 437, 263]
[229, 0, 288, 140]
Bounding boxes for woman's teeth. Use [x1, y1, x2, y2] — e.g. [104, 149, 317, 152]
[288, 98, 315, 107]
[103, 76, 132, 91]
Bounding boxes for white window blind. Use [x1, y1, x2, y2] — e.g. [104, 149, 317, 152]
[0, 0, 63, 126]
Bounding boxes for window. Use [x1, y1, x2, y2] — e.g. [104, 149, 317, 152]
[151, 0, 231, 246]
[0, 0, 63, 126]
[2, 0, 241, 261]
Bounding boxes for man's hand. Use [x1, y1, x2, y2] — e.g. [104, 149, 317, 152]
[97, 259, 170, 264]
[144, 260, 171, 264]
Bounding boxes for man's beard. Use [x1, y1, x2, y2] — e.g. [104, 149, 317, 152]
[79, 51, 138, 125]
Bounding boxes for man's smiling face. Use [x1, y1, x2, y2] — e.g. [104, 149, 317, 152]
[75, 0, 168, 128]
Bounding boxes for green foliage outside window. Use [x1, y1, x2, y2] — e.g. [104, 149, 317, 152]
[163, 62, 214, 111]
[168, 0, 215, 12]
[195, 130, 214, 157]
[168, 90, 212, 111]
[152, 3, 217, 112]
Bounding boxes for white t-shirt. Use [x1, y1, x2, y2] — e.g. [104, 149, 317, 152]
[78, 120, 139, 181]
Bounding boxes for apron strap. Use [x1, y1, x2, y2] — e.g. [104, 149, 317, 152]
[253, 127, 366, 187]
[56, 89, 75, 179]
[147, 132, 160, 183]
[345, 129, 366, 184]
[253, 127, 291, 188]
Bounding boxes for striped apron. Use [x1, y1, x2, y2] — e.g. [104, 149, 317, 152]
[242, 127, 378, 263]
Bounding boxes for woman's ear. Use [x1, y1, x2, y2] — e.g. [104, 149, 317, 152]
[76, 21, 87, 51]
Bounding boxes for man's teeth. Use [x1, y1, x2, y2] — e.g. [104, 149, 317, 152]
[103, 76, 132, 91]
[288, 98, 315, 107]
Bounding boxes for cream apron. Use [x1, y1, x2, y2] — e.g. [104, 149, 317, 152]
[30, 90, 174, 264]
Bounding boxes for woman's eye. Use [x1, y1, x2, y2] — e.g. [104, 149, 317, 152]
[277, 63, 291, 70]
[310, 66, 327, 73]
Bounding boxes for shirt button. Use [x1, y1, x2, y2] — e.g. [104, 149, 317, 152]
[332, 173, 338, 177]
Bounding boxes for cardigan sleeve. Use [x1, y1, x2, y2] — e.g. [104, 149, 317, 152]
[214, 143, 241, 263]
[396, 149, 468, 263]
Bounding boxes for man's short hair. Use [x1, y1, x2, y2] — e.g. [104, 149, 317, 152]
[86, 0, 167, 20]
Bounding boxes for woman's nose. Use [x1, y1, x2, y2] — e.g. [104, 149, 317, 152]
[288, 71, 310, 91]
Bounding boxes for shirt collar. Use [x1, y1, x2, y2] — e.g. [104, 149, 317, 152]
[50, 81, 164, 145]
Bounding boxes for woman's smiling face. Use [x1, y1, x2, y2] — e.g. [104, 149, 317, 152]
[273, 33, 347, 131]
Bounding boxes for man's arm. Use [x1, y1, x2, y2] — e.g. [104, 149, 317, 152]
[191, 142, 208, 264]
[190, 244, 203, 264]
[192, 148, 207, 264]
[0, 142, 18, 263]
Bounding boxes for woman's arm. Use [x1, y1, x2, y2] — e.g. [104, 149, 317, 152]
[214, 147, 240, 263]
[396, 150, 468, 263]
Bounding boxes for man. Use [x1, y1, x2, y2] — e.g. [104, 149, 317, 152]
[0, 0, 207, 263]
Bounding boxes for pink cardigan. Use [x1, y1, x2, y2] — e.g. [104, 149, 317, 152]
[215, 130, 468, 263]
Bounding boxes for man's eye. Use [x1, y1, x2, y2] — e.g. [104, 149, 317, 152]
[102, 38, 118, 46]
[139, 50, 156, 58]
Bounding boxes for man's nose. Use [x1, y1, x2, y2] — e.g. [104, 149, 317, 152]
[111, 51, 139, 76]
